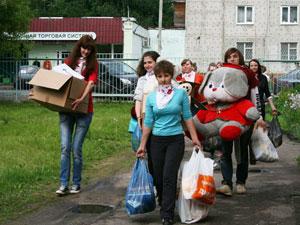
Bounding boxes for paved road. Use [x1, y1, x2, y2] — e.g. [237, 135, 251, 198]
[7, 136, 300, 225]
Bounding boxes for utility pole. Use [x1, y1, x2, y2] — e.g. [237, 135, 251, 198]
[158, 0, 163, 54]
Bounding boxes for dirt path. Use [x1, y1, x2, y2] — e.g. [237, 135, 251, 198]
[6, 136, 300, 225]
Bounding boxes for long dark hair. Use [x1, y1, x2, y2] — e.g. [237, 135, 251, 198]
[69, 35, 97, 77]
[224, 47, 245, 66]
[248, 59, 262, 76]
[136, 51, 160, 77]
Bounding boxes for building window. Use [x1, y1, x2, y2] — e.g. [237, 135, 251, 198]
[61, 52, 70, 61]
[281, 43, 297, 60]
[237, 6, 254, 24]
[237, 42, 253, 60]
[281, 6, 298, 24]
[142, 37, 149, 48]
[57, 51, 70, 64]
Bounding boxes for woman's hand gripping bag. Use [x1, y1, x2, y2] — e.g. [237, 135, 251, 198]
[125, 159, 156, 215]
[193, 65, 260, 141]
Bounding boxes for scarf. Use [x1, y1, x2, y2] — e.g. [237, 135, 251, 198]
[75, 57, 86, 74]
[156, 84, 174, 109]
[182, 71, 196, 82]
[145, 71, 155, 81]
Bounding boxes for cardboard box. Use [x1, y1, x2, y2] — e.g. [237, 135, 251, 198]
[29, 69, 88, 114]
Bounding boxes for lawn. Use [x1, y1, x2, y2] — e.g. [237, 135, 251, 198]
[0, 101, 135, 224]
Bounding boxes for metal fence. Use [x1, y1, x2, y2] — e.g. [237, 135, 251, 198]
[0, 57, 299, 102]
[0, 57, 139, 102]
[259, 60, 300, 95]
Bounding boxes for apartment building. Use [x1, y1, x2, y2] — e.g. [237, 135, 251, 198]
[184, 0, 300, 73]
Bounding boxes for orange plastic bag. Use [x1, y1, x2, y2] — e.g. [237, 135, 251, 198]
[192, 174, 216, 205]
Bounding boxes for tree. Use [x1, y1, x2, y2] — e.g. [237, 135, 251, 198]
[0, 0, 33, 57]
[29, 0, 173, 28]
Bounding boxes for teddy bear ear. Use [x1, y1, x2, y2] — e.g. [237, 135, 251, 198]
[199, 71, 213, 94]
[223, 68, 249, 98]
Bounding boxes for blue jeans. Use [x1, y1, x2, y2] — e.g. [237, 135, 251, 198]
[59, 112, 93, 187]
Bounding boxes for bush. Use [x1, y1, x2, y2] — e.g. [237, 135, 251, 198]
[275, 85, 300, 139]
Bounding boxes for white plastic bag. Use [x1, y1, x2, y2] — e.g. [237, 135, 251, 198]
[191, 154, 215, 205]
[251, 127, 279, 162]
[181, 148, 215, 203]
[181, 148, 203, 199]
[178, 187, 209, 224]
[178, 161, 209, 224]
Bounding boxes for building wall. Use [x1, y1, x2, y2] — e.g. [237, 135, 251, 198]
[148, 29, 186, 66]
[28, 43, 74, 67]
[123, 19, 149, 60]
[185, 0, 300, 73]
[185, 0, 225, 72]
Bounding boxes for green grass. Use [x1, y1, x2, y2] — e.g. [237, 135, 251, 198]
[0, 101, 134, 224]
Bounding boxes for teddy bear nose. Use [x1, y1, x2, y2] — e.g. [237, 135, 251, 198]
[212, 88, 217, 91]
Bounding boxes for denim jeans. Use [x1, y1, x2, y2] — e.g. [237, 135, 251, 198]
[220, 126, 253, 188]
[59, 112, 93, 187]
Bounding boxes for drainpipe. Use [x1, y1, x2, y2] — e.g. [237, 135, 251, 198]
[158, 0, 163, 54]
[221, 0, 225, 59]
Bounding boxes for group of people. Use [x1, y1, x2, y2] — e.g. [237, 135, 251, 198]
[133, 48, 278, 224]
[52, 35, 277, 225]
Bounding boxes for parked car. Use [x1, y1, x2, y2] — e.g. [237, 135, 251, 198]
[96, 60, 138, 94]
[274, 68, 300, 94]
[16, 61, 139, 94]
[17, 65, 39, 90]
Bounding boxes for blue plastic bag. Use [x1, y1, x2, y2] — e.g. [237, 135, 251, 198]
[131, 122, 142, 152]
[128, 117, 138, 133]
[125, 159, 156, 215]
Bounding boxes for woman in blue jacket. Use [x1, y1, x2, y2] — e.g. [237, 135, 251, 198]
[136, 60, 201, 225]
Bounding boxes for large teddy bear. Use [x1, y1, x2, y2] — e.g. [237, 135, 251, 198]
[193, 65, 260, 141]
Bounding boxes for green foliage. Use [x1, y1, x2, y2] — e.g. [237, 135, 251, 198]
[1, 0, 174, 56]
[0, 102, 133, 223]
[0, 0, 33, 57]
[275, 85, 300, 139]
[29, 0, 174, 28]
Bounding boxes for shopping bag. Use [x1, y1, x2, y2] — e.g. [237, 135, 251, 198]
[251, 127, 279, 162]
[268, 116, 283, 147]
[191, 152, 216, 205]
[125, 159, 156, 215]
[131, 123, 142, 152]
[178, 188, 209, 224]
[128, 117, 137, 133]
[181, 148, 203, 199]
[178, 161, 209, 224]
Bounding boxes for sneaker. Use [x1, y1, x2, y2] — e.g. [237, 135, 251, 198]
[70, 185, 81, 194]
[56, 185, 69, 195]
[216, 184, 232, 196]
[236, 184, 246, 194]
